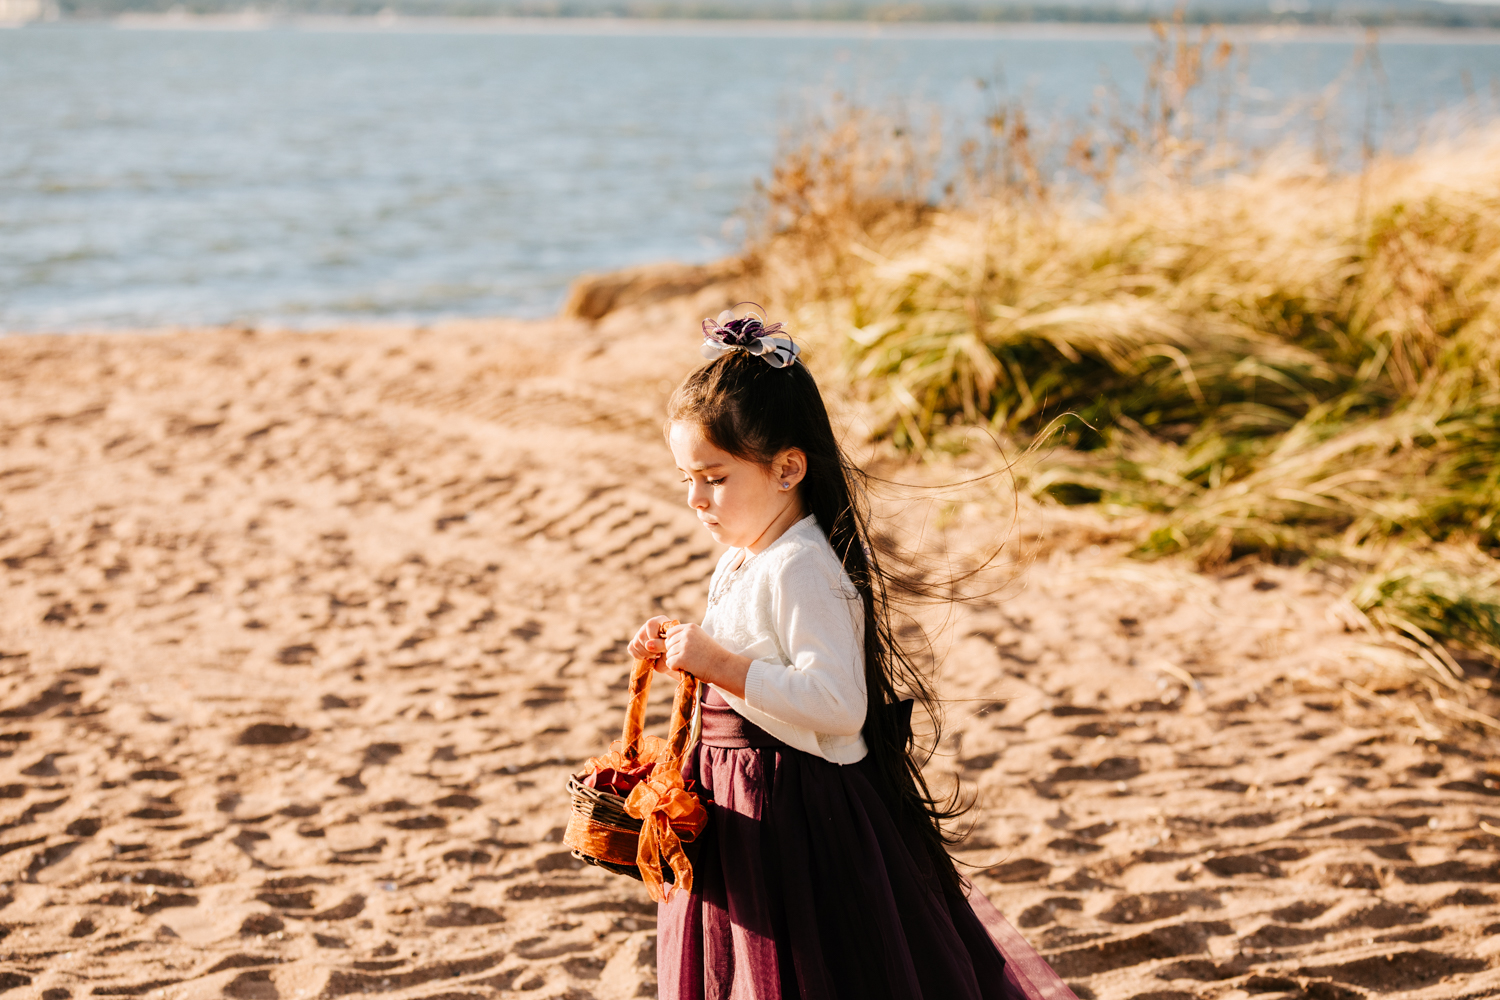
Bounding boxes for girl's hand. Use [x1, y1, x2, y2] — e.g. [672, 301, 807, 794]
[664, 623, 752, 698]
[628, 616, 674, 661]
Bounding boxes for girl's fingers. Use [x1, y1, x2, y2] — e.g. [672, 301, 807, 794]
[630, 617, 674, 658]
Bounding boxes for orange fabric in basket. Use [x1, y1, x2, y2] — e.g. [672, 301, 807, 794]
[583, 735, 670, 785]
[581, 760, 656, 796]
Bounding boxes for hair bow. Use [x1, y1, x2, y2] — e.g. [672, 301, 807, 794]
[701, 308, 801, 369]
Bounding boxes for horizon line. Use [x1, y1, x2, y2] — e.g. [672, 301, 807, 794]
[68, 12, 1500, 41]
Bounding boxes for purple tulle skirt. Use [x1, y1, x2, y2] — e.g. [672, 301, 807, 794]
[657, 689, 1078, 1000]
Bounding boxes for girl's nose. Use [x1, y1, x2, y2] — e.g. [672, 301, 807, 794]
[688, 484, 710, 509]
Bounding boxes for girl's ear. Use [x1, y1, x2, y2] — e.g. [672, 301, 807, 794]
[775, 448, 808, 489]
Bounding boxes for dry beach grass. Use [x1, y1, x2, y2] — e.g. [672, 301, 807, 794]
[1, 292, 1499, 1000]
[725, 33, 1500, 734]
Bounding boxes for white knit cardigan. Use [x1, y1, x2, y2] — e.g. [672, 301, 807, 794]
[701, 515, 869, 764]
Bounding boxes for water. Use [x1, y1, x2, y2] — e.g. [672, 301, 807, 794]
[2, 22, 1498, 331]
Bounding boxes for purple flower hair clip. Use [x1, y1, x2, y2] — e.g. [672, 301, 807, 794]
[700, 305, 801, 369]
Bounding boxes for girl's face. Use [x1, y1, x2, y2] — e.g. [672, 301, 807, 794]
[668, 421, 802, 552]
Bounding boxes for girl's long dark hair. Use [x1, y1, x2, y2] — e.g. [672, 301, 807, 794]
[669, 350, 967, 896]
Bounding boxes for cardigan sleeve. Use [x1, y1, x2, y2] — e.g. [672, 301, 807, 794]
[741, 544, 868, 736]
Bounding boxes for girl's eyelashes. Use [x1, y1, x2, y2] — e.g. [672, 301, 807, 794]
[706, 477, 726, 486]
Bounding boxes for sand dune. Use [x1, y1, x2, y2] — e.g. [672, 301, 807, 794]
[1, 298, 1497, 1000]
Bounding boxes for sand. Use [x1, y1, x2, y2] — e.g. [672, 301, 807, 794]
[1, 294, 1498, 1000]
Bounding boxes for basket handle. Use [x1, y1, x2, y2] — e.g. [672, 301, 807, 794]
[621, 620, 700, 767]
[665, 671, 701, 767]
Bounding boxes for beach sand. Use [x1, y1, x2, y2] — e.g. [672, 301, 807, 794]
[2, 296, 1498, 1000]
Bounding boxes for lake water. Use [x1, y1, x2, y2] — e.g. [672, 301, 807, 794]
[2, 21, 1498, 331]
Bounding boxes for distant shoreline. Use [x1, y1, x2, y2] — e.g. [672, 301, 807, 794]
[22, 14, 1500, 42]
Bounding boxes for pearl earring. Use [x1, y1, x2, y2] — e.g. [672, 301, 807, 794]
[781, 482, 790, 490]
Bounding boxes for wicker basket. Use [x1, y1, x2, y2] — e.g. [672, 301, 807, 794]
[563, 621, 707, 883]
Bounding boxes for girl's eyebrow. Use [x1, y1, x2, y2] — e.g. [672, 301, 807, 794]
[680, 461, 726, 472]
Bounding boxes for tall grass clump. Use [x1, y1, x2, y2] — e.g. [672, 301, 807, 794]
[746, 22, 1500, 729]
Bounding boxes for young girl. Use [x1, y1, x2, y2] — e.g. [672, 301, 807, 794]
[628, 309, 1076, 1000]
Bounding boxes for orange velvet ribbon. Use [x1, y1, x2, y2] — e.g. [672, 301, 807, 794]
[624, 766, 708, 902]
